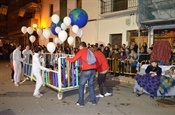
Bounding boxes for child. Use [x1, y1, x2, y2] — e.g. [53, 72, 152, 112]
[32, 46, 50, 98]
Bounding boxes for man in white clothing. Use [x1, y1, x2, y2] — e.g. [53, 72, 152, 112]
[32, 46, 50, 98]
[13, 44, 25, 86]
[22, 45, 33, 64]
[21, 45, 33, 83]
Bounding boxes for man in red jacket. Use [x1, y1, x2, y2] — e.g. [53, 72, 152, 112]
[91, 46, 112, 98]
[66, 42, 97, 106]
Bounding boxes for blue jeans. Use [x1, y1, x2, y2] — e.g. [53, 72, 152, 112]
[78, 69, 96, 105]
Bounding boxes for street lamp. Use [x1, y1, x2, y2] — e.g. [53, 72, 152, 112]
[33, 24, 37, 30]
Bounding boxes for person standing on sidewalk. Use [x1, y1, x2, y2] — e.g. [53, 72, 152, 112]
[21, 45, 33, 83]
[22, 45, 33, 64]
[32, 46, 50, 98]
[10, 51, 14, 82]
[13, 44, 25, 86]
[90, 46, 112, 98]
[66, 42, 97, 106]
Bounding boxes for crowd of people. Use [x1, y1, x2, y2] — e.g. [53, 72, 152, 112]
[0, 41, 175, 106]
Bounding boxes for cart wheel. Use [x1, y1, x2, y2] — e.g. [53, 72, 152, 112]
[57, 92, 63, 100]
[84, 88, 86, 94]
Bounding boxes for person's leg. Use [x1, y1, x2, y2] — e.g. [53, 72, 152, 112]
[78, 71, 89, 105]
[121, 62, 124, 74]
[13, 61, 19, 86]
[118, 61, 121, 75]
[11, 68, 14, 81]
[103, 73, 110, 93]
[33, 72, 43, 97]
[88, 70, 96, 104]
[97, 73, 104, 95]
[16, 64, 21, 83]
[13, 62, 17, 83]
[21, 63, 25, 81]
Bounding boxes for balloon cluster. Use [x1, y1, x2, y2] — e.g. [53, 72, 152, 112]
[21, 8, 88, 54]
[21, 26, 36, 43]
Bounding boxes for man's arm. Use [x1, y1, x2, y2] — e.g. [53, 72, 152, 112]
[67, 50, 82, 62]
[34, 57, 49, 71]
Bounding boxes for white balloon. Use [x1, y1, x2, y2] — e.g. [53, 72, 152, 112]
[72, 25, 79, 34]
[36, 28, 42, 35]
[63, 16, 71, 26]
[40, 34, 45, 40]
[21, 26, 27, 34]
[55, 27, 61, 34]
[54, 37, 62, 44]
[67, 36, 74, 45]
[47, 42, 56, 53]
[29, 35, 36, 43]
[61, 23, 67, 30]
[27, 27, 33, 35]
[51, 14, 60, 24]
[77, 29, 83, 37]
[43, 28, 51, 39]
[58, 30, 68, 42]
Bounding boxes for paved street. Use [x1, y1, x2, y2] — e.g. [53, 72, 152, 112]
[0, 61, 175, 115]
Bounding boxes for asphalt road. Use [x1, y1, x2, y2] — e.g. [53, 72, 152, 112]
[0, 61, 175, 115]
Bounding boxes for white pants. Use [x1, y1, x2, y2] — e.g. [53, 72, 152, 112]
[13, 61, 21, 84]
[33, 71, 43, 95]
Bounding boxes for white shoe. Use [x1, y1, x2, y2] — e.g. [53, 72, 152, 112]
[96, 94, 104, 98]
[33, 94, 41, 98]
[26, 77, 30, 80]
[39, 93, 43, 97]
[14, 83, 19, 87]
[104, 92, 112, 97]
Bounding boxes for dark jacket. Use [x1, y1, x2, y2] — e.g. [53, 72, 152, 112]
[145, 65, 162, 76]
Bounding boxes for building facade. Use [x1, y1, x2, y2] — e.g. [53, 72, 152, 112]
[1, 0, 174, 48]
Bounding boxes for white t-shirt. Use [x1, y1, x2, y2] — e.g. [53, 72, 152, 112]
[22, 49, 33, 63]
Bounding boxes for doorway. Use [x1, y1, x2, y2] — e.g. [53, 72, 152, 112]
[110, 34, 122, 48]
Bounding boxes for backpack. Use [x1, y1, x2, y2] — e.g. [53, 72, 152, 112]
[86, 49, 96, 64]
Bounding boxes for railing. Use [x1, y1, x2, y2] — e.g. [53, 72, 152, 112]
[100, 0, 138, 14]
[8, 0, 41, 13]
[107, 58, 150, 76]
[23, 54, 81, 100]
[8, 18, 38, 33]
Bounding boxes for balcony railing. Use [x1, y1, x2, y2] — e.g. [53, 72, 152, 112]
[101, 0, 138, 14]
[8, 0, 41, 13]
[8, 18, 38, 35]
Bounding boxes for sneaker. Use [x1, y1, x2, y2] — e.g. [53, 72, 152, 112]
[92, 103, 97, 106]
[96, 94, 104, 98]
[39, 93, 43, 97]
[14, 83, 19, 87]
[26, 77, 30, 80]
[104, 92, 112, 97]
[11, 79, 14, 82]
[33, 94, 41, 98]
[76, 102, 84, 107]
